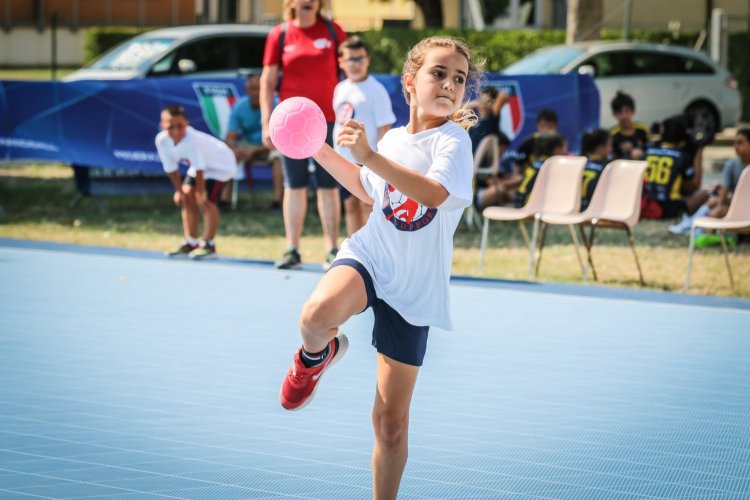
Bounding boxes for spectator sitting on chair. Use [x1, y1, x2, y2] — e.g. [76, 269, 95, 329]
[467, 85, 510, 154]
[476, 109, 558, 210]
[580, 128, 612, 211]
[641, 115, 709, 220]
[224, 73, 284, 211]
[514, 132, 568, 208]
[156, 105, 235, 260]
[668, 128, 750, 245]
[610, 91, 650, 160]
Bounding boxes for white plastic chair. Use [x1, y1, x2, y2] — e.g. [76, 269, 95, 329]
[538, 159, 649, 284]
[685, 167, 750, 292]
[464, 134, 501, 230]
[479, 155, 587, 279]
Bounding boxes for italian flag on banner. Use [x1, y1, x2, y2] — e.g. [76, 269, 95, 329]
[192, 83, 238, 139]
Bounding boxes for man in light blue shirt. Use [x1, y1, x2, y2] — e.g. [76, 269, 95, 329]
[225, 74, 283, 210]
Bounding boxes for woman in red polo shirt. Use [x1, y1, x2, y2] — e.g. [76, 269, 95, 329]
[260, 0, 347, 270]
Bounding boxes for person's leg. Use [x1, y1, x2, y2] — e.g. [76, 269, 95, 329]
[317, 187, 341, 252]
[280, 261, 371, 410]
[181, 184, 199, 239]
[313, 122, 340, 253]
[685, 189, 709, 215]
[201, 180, 224, 241]
[299, 264, 368, 352]
[271, 157, 284, 205]
[372, 354, 419, 500]
[280, 156, 310, 251]
[284, 187, 307, 249]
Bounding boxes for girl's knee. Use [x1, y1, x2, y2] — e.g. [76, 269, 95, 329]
[299, 295, 333, 334]
[372, 409, 408, 447]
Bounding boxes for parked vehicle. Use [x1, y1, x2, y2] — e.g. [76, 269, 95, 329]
[502, 41, 741, 142]
[63, 24, 271, 81]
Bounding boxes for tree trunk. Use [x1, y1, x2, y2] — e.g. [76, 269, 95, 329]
[566, 0, 603, 44]
[414, 0, 444, 28]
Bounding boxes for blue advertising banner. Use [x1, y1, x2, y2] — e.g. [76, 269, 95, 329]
[0, 73, 598, 173]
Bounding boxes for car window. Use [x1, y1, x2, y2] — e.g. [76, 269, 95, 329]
[683, 57, 715, 74]
[179, 36, 233, 73]
[89, 37, 174, 72]
[631, 51, 687, 74]
[236, 36, 266, 69]
[503, 46, 585, 74]
[580, 51, 631, 77]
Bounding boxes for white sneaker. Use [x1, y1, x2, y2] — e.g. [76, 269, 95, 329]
[668, 215, 692, 235]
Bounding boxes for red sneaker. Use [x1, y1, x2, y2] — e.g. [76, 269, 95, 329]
[280, 332, 348, 411]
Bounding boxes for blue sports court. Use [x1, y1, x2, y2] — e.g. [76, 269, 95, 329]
[1, 238, 749, 499]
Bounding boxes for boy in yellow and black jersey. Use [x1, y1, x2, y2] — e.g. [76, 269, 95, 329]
[642, 116, 708, 219]
[514, 132, 568, 208]
[610, 91, 650, 160]
[580, 129, 612, 211]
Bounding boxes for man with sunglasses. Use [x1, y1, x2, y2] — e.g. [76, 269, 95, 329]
[156, 105, 236, 259]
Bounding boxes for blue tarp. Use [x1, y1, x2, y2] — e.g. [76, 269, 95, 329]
[0, 73, 598, 172]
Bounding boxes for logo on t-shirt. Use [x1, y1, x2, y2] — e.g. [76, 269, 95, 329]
[335, 102, 355, 125]
[313, 38, 332, 50]
[381, 184, 436, 232]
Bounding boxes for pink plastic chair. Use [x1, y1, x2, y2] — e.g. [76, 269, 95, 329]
[479, 155, 587, 279]
[538, 160, 649, 284]
[685, 167, 750, 292]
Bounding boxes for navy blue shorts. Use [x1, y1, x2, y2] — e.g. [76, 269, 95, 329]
[281, 121, 339, 189]
[329, 258, 429, 367]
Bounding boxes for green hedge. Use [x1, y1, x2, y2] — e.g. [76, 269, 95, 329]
[84, 27, 748, 121]
[83, 27, 150, 64]
[728, 33, 750, 122]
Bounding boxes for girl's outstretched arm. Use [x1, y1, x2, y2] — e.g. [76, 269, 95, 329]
[338, 120, 449, 208]
[313, 144, 371, 203]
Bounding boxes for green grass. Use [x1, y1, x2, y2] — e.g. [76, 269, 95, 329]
[1, 164, 748, 297]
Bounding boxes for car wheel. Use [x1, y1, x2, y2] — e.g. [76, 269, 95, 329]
[685, 101, 719, 145]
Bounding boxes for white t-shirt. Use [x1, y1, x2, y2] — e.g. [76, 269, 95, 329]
[335, 120, 473, 329]
[155, 126, 235, 182]
[333, 76, 396, 163]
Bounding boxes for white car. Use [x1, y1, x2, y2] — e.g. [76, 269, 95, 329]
[63, 24, 271, 81]
[502, 41, 741, 141]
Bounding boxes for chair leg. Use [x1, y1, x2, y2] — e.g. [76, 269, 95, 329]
[684, 224, 697, 292]
[587, 224, 599, 282]
[577, 224, 592, 282]
[567, 224, 586, 280]
[528, 215, 540, 280]
[718, 230, 735, 292]
[479, 217, 489, 272]
[518, 221, 530, 248]
[625, 226, 645, 286]
[231, 179, 239, 210]
[534, 222, 549, 277]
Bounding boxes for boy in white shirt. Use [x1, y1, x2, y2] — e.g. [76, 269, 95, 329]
[333, 36, 396, 236]
[155, 105, 235, 259]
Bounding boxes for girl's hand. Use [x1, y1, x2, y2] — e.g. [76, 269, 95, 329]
[173, 190, 183, 207]
[337, 119, 373, 164]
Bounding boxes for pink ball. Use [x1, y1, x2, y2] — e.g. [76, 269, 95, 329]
[269, 97, 327, 159]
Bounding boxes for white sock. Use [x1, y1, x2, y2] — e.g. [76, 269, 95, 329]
[694, 204, 710, 218]
[185, 236, 198, 246]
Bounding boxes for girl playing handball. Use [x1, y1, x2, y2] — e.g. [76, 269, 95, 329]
[279, 36, 481, 499]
